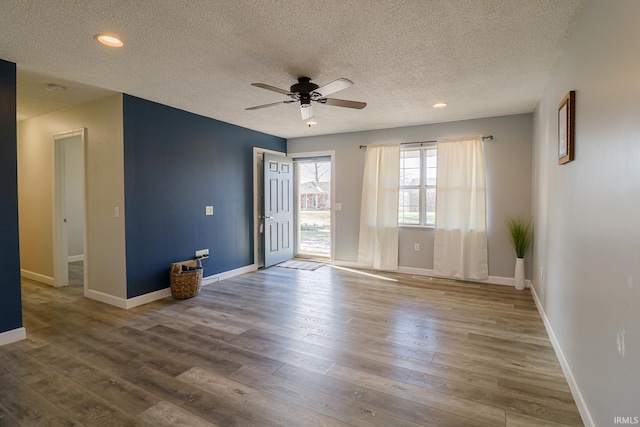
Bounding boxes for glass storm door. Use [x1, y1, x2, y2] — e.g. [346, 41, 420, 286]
[296, 158, 331, 258]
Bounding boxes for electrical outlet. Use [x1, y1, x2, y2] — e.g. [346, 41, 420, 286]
[205, 206, 214, 216]
[195, 249, 209, 258]
[414, 243, 420, 251]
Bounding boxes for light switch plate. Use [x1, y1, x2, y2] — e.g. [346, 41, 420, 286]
[205, 206, 214, 216]
[334, 202, 342, 211]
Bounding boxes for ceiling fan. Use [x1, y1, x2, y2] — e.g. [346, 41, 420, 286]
[246, 76, 366, 120]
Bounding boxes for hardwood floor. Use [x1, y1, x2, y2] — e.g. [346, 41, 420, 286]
[1, 265, 583, 426]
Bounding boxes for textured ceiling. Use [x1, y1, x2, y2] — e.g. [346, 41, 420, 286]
[1, 0, 584, 138]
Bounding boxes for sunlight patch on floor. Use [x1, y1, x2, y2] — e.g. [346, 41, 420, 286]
[329, 265, 398, 282]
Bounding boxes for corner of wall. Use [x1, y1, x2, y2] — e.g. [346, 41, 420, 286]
[17, 94, 128, 302]
[0, 58, 23, 336]
[0, 327, 26, 347]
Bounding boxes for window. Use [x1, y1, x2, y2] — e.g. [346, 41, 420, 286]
[399, 145, 437, 226]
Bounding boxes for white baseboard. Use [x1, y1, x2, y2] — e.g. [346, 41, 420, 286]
[399, 266, 532, 288]
[125, 288, 172, 309]
[67, 255, 84, 262]
[21, 269, 55, 286]
[0, 327, 26, 347]
[332, 260, 531, 288]
[85, 264, 258, 310]
[529, 283, 595, 427]
[86, 287, 172, 309]
[85, 289, 128, 309]
[202, 263, 257, 285]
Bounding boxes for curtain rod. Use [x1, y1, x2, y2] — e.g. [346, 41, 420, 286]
[358, 135, 493, 149]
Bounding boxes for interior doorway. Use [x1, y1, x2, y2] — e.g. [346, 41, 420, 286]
[53, 128, 87, 288]
[294, 156, 333, 260]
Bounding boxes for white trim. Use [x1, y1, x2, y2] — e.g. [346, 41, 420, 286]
[0, 327, 26, 347]
[331, 260, 531, 287]
[53, 128, 85, 139]
[85, 288, 169, 309]
[21, 269, 56, 286]
[53, 128, 88, 289]
[530, 283, 595, 427]
[399, 266, 531, 288]
[203, 263, 257, 285]
[125, 288, 172, 309]
[53, 135, 68, 287]
[85, 264, 258, 309]
[85, 289, 128, 309]
[67, 255, 84, 262]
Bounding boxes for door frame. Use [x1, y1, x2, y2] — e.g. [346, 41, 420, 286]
[288, 150, 336, 263]
[252, 147, 286, 269]
[53, 128, 88, 289]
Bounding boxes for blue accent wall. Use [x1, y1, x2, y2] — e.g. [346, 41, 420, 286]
[123, 95, 285, 298]
[0, 59, 22, 333]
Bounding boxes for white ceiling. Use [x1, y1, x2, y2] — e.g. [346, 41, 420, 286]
[1, 0, 584, 139]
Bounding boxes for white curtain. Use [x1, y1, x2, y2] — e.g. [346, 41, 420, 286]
[357, 144, 400, 270]
[433, 136, 488, 280]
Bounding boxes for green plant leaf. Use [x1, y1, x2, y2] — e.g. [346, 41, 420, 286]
[506, 216, 533, 258]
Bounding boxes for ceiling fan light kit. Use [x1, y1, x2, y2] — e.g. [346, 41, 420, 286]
[246, 76, 366, 121]
[94, 33, 124, 48]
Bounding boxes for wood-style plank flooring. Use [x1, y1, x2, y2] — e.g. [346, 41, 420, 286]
[1, 264, 583, 426]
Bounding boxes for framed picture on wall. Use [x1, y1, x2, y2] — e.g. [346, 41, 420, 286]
[558, 90, 575, 165]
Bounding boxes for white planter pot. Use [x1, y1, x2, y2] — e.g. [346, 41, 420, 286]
[514, 257, 525, 290]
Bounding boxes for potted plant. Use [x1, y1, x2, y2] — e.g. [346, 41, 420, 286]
[506, 216, 533, 290]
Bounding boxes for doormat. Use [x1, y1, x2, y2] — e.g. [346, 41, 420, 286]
[276, 259, 324, 271]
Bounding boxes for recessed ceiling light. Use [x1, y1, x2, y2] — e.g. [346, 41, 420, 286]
[433, 102, 448, 109]
[94, 33, 124, 48]
[306, 121, 318, 127]
[46, 84, 66, 92]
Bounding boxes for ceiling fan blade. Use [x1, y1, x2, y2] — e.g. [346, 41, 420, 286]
[251, 82, 293, 96]
[314, 78, 353, 97]
[317, 98, 367, 109]
[245, 100, 295, 110]
[301, 104, 314, 120]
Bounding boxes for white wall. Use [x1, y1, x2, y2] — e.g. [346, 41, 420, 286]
[288, 113, 532, 279]
[63, 135, 84, 258]
[531, 0, 640, 424]
[18, 94, 127, 299]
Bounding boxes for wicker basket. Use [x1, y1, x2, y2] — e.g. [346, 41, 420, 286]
[169, 259, 203, 299]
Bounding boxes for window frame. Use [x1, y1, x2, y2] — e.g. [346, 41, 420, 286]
[399, 143, 437, 228]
